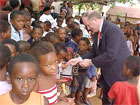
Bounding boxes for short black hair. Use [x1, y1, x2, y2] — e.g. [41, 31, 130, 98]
[79, 37, 90, 45]
[44, 32, 59, 43]
[30, 40, 43, 48]
[0, 44, 11, 69]
[10, 10, 23, 20]
[69, 22, 79, 29]
[44, 21, 51, 28]
[71, 28, 82, 38]
[31, 20, 42, 27]
[10, 0, 20, 9]
[54, 42, 67, 54]
[43, 6, 50, 13]
[7, 54, 39, 75]
[125, 56, 140, 76]
[18, 41, 30, 53]
[1, 39, 19, 52]
[57, 16, 63, 21]
[66, 16, 73, 23]
[30, 41, 55, 61]
[0, 20, 10, 34]
[32, 25, 43, 33]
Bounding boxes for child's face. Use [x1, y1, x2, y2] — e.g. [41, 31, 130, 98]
[78, 40, 89, 53]
[75, 33, 83, 43]
[58, 29, 66, 41]
[32, 28, 43, 40]
[57, 50, 67, 63]
[67, 18, 74, 26]
[11, 15, 24, 31]
[2, 26, 11, 39]
[40, 23, 46, 32]
[66, 52, 73, 61]
[24, 16, 31, 30]
[4, 44, 17, 57]
[9, 62, 38, 99]
[57, 19, 63, 27]
[39, 52, 58, 76]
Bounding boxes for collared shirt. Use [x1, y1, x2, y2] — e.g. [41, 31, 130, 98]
[99, 18, 104, 32]
[11, 25, 23, 41]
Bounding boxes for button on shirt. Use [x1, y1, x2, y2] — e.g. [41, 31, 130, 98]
[11, 25, 23, 41]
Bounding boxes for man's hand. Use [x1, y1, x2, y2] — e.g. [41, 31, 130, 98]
[66, 57, 81, 66]
[79, 59, 93, 67]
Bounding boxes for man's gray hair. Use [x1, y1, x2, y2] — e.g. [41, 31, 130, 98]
[88, 11, 102, 21]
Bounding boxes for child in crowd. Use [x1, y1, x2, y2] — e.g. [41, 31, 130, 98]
[55, 16, 63, 29]
[72, 37, 97, 105]
[70, 22, 80, 30]
[10, 10, 24, 41]
[43, 21, 53, 37]
[30, 41, 58, 104]
[125, 34, 133, 55]
[65, 16, 74, 33]
[30, 41, 74, 105]
[54, 42, 67, 81]
[57, 27, 66, 44]
[0, 20, 11, 42]
[1, 39, 19, 57]
[0, 54, 49, 105]
[31, 25, 43, 41]
[0, 44, 12, 95]
[61, 47, 74, 96]
[108, 56, 140, 105]
[65, 28, 83, 52]
[44, 32, 60, 44]
[17, 41, 30, 53]
[22, 10, 31, 41]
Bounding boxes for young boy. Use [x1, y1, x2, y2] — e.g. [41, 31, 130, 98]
[57, 27, 66, 43]
[31, 25, 43, 41]
[10, 10, 24, 41]
[0, 44, 12, 95]
[42, 21, 53, 37]
[65, 28, 83, 52]
[1, 39, 19, 57]
[0, 54, 49, 105]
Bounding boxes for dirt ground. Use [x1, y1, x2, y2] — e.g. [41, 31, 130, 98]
[89, 88, 102, 105]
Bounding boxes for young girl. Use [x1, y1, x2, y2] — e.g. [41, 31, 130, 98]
[30, 41, 58, 105]
[108, 56, 140, 105]
[0, 54, 48, 105]
[72, 37, 97, 105]
[30, 41, 74, 105]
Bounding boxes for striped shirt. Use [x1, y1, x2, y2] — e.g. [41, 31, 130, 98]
[38, 84, 57, 105]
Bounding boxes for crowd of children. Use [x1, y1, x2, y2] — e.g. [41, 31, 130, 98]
[0, 0, 140, 105]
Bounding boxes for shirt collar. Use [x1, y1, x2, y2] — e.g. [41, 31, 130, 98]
[71, 39, 77, 45]
[99, 18, 104, 32]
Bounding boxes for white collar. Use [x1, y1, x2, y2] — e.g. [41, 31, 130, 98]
[71, 39, 77, 45]
[99, 18, 103, 32]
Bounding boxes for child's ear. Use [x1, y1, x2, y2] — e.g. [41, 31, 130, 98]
[6, 73, 11, 84]
[1, 33, 6, 39]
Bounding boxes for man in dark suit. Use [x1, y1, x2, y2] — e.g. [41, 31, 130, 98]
[67, 11, 130, 105]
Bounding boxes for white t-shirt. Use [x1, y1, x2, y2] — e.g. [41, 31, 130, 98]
[39, 14, 57, 28]
[127, 40, 133, 55]
[0, 81, 12, 96]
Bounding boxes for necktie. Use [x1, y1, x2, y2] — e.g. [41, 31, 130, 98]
[97, 32, 101, 48]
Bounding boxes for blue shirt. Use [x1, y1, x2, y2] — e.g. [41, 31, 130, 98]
[86, 65, 97, 80]
[11, 25, 23, 41]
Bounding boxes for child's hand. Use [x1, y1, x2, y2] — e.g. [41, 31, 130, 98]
[91, 77, 97, 82]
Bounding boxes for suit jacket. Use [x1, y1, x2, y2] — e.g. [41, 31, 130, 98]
[81, 20, 131, 87]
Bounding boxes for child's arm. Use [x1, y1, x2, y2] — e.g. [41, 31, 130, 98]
[44, 97, 49, 105]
